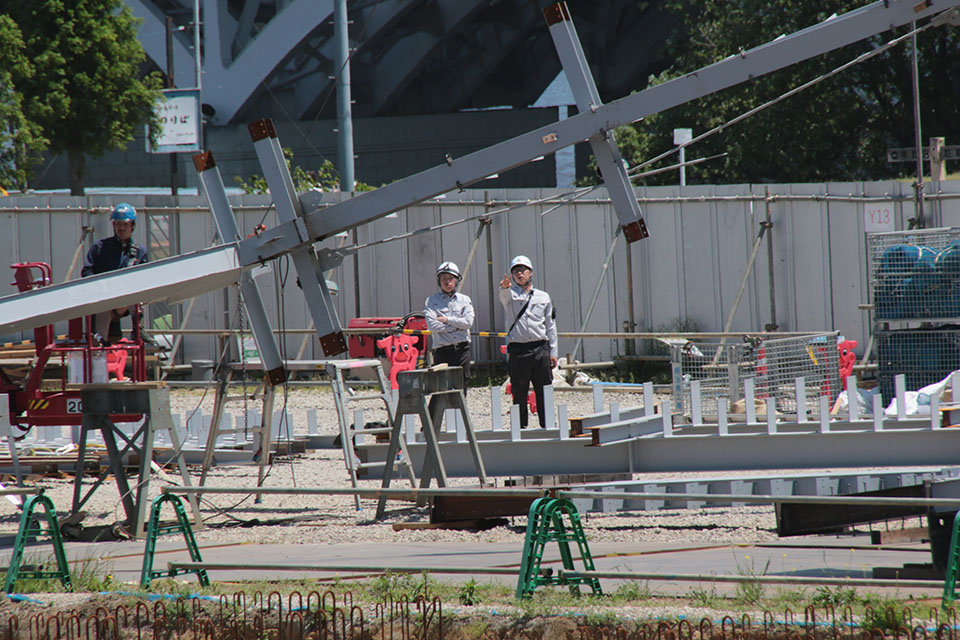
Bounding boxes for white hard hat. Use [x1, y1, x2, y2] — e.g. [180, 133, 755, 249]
[510, 255, 533, 271]
[436, 261, 461, 279]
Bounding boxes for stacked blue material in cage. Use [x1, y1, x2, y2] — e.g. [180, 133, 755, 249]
[875, 242, 960, 319]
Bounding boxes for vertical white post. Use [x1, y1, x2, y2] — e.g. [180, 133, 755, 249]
[873, 393, 884, 431]
[766, 397, 777, 434]
[510, 405, 521, 440]
[593, 384, 603, 413]
[353, 408, 365, 445]
[543, 385, 556, 428]
[953, 371, 960, 404]
[643, 382, 655, 417]
[445, 408, 457, 433]
[491, 386, 502, 430]
[690, 380, 702, 426]
[819, 395, 830, 433]
[895, 374, 907, 421]
[558, 404, 569, 439]
[307, 409, 318, 435]
[609, 400, 619, 424]
[931, 392, 940, 430]
[662, 408, 672, 437]
[717, 397, 728, 435]
[847, 386, 859, 423]
[794, 376, 806, 422]
[744, 378, 756, 424]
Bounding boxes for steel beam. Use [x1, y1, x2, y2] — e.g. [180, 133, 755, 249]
[544, 2, 647, 241]
[194, 152, 287, 384]
[357, 428, 960, 478]
[0, 245, 244, 336]
[237, 0, 960, 264]
[248, 119, 347, 356]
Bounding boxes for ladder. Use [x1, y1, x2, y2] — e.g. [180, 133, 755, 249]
[326, 359, 416, 510]
[199, 366, 276, 499]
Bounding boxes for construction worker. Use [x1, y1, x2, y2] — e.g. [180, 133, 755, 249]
[425, 261, 475, 395]
[82, 203, 148, 344]
[500, 255, 557, 428]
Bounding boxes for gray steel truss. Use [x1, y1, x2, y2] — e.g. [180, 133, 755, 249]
[565, 468, 960, 513]
[0, 0, 958, 341]
[355, 414, 960, 479]
[240, 0, 960, 264]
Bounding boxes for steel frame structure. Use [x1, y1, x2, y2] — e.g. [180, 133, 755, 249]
[0, 0, 955, 393]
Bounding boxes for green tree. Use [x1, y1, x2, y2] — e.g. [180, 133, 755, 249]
[0, 15, 45, 192]
[5, 0, 163, 195]
[585, 1, 960, 186]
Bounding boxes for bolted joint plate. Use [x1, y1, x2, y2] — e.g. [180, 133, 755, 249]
[622, 220, 650, 242]
[319, 332, 348, 356]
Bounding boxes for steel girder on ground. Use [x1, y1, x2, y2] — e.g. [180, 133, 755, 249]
[355, 419, 960, 479]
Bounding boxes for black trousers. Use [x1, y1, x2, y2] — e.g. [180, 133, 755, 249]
[507, 340, 551, 427]
[432, 342, 470, 394]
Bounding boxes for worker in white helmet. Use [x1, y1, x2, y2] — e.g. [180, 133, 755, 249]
[499, 255, 557, 428]
[424, 261, 475, 395]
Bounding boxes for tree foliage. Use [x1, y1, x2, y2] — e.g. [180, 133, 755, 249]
[0, 15, 45, 192]
[4, 0, 163, 194]
[235, 150, 375, 194]
[584, 1, 960, 186]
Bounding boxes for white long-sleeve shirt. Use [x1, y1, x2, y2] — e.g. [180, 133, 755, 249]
[499, 284, 558, 358]
[424, 291, 475, 348]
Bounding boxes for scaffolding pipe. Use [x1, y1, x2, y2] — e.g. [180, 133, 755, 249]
[558, 570, 941, 589]
[169, 561, 518, 575]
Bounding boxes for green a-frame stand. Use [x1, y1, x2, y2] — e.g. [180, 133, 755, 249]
[4, 491, 72, 593]
[516, 497, 602, 599]
[140, 494, 209, 589]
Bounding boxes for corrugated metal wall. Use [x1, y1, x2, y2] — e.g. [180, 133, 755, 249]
[0, 180, 955, 365]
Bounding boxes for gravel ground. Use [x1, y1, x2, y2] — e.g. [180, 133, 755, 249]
[12, 385, 781, 546]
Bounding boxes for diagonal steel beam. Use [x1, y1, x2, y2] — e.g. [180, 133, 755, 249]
[236, 0, 960, 265]
[544, 2, 647, 241]
[193, 152, 287, 385]
[248, 119, 348, 356]
[0, 246, 245, 336]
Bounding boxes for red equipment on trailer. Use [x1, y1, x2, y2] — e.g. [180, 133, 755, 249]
[0, 262, 148, 433]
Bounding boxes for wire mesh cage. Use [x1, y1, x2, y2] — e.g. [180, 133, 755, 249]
[671, 332, 841, 419]
[876, 327, 960, 402]
[869, 227, 960, 320]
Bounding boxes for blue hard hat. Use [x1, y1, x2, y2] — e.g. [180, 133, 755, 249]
[111, 202, 137, 222]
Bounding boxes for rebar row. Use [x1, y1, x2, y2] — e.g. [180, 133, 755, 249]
[5, 594, 960, 640]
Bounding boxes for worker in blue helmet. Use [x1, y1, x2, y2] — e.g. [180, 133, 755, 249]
[82, 203, 149, 343]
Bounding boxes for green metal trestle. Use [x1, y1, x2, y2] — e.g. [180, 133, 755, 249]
[140, 494, 209, 589]
[942, 510, 960, 607]
[4, 490, 72, 593]
[516, 497, 602, 599]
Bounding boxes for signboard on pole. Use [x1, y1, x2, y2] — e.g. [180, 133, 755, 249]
[887, 146, 960, 163]
[147, 89, 201, 153]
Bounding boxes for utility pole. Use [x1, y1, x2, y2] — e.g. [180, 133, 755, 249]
[165, 17, 178, 196]
[910, 24, 924, 228]
[334, 0, 355, 192]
